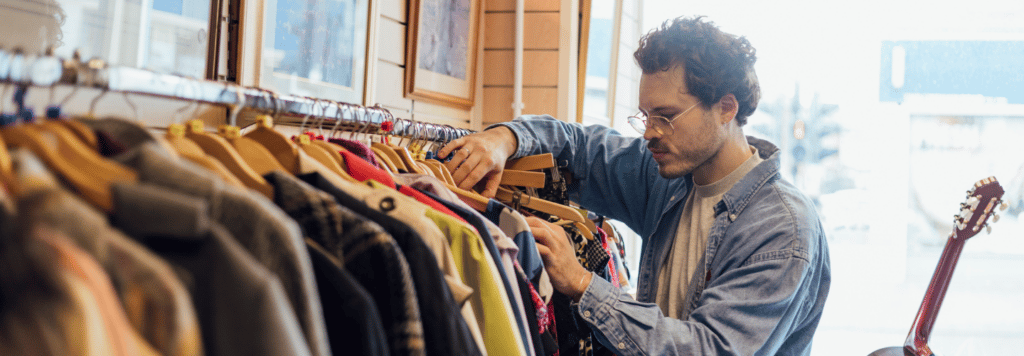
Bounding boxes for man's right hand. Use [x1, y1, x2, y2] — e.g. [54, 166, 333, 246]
[437, 126, 518, 198]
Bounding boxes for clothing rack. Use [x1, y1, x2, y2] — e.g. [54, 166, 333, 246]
[0, 48, 473, 143]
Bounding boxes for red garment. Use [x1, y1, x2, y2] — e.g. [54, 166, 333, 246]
[340, 150, 467, 223]
[597, 228, 620, 288]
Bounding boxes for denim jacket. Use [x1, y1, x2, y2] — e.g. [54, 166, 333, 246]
[494, 115, 831, 355]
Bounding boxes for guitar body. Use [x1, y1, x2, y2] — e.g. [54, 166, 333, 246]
[868, 177, 1005, 356]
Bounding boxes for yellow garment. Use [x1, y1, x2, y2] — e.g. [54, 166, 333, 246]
[423, 208, 529, 356]
[353, 180, 489, 355]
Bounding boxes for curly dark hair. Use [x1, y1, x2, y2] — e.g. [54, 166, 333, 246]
[633, 16, 760, 125]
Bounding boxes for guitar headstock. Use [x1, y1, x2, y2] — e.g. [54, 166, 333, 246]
[954, 176, 1007, 239]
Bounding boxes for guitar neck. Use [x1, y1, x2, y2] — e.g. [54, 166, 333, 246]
[903, 230, 968, 355]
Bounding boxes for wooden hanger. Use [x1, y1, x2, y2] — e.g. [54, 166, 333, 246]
[60, 119, 99, 150]
[164, 124, 245, 188]
[304, 104, 355, 172]
[294, 133, 356, 182]
[216, 123, 288, 176]
[2, 124, 113, 211]
[505, 153, 555, 171]
[183, 120, 273, 198]
[0, 133, 17, 195]
[387, 120, 427, 174]
[500, 169, 546, 188]
[428, 159, 457, 186]
[33, 120, 138, 181]
[372, 142, 408, 172]
[243, 115, 300, 174]
[370, 146, 400, 173]
[418, 159, 447, 182]
[495, 186, 593, 240]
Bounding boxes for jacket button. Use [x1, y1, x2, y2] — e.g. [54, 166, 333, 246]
[617, 342, 626, 349]
[379, 197, 396, 212]
[729, 214, 738, 221]
[583, 310, 591, 318]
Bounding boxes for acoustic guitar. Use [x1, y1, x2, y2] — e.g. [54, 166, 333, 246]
[869, 177, 1006, 356]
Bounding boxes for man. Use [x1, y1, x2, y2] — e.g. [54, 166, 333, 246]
[439, 16, 830, 355]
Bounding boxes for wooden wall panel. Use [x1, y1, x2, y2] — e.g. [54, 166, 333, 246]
[380, 0, 406, 23]
[413, 112, 472, 129]
[482, 50, 559, 86]
[485, 0, 560, 12]
[483, 12, 560, 50]
[378, 18, 407, 65]
[482, 87, 559, 124]
[414, 100, 472, 121]
[375, 62, 413, 110]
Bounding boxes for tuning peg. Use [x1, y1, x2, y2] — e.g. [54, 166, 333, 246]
[986, 225, 992, 234]
[993, 214, 1000, 223]
[1000, 201, 1009, 211]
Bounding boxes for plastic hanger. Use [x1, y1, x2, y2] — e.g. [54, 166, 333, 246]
[495, 186, 594, 240]
[242, 90, 300, 174]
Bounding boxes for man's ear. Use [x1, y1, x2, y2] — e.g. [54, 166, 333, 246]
[717, 93, 739, 124]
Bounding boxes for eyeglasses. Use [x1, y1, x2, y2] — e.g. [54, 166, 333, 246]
[627, 102, 699, 136]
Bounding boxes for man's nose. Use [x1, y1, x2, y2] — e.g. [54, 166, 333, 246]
[643, 126, 659, 141]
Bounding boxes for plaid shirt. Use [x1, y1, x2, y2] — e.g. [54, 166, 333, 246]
[266, 171, 425, 356]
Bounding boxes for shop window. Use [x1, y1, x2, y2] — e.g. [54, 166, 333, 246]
[0, 0, 213, 78]
[641, 1, 1024, 354]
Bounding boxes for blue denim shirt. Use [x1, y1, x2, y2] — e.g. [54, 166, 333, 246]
[494, 115, 831, 355]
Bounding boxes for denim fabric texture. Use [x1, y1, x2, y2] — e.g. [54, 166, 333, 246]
[492, 115, 831, 356]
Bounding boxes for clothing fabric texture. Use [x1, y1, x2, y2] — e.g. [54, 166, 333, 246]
[304, 239, 390, 356]
[368, 179, 528, 356]
[263, 171, 425, 356]
[111, 183, 312, 356]
[328, 138, 383, 170]
[340, 150, 466, 223]
[37, 227, 160, 356]
[298, 172, 488, 356]
[494, 115, 832, 355]
[656, 147, 762, 319]
[11, 149, 203, 356]
[481, 200, 546, 283]
[92, 121, 331, 356]
[418, 188, 536, 356]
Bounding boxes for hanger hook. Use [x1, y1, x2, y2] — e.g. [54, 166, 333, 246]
[298, 97, 314, 133]
[345, 105, 359, 138]
[329, 101, 345, 139]
[358, 105, 372, 137]
[89, 87, 109, 117]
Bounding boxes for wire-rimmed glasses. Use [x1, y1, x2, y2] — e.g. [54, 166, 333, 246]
[626, 102, 699, 136]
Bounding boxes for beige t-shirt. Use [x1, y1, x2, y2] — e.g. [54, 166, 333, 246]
[656, 146, 762, 318]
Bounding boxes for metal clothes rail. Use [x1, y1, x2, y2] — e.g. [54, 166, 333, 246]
[0, 49, 473, 143]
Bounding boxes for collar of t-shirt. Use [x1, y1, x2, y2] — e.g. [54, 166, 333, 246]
[339, 150, 466, 223]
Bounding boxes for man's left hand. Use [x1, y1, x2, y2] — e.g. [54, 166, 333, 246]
[528, 216, 593, 302]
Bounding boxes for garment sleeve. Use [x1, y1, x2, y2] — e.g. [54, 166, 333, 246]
[489, 115, 660, 234]
[574, 249, 817, 356]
